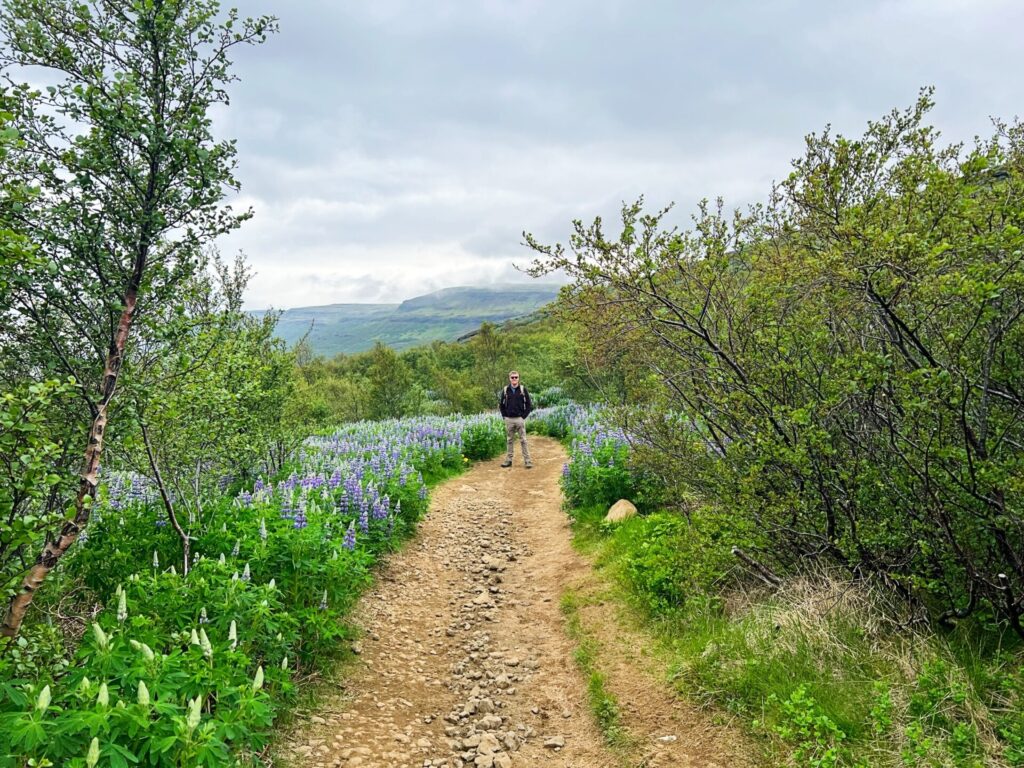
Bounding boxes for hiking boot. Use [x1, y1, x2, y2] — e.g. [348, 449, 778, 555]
[500, 459, 512, 468]
[525, 462, 533, 469]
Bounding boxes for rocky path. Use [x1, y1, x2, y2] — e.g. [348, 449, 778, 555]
[277, 436, 753, 768]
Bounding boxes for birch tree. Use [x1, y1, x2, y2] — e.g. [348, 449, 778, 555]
[0, 0, 275, 638]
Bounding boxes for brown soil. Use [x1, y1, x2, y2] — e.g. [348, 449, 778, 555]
[275, 436, 757, 768]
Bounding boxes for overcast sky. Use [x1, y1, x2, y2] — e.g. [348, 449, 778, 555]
[214, 0, 1024, 310]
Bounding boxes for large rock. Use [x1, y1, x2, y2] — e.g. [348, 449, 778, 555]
[604, 499, 638, 523]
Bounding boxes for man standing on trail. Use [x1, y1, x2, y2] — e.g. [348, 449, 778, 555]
[499, 370, 533, 468]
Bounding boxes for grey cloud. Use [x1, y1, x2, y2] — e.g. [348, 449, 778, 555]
[214, 0, 1024, 309]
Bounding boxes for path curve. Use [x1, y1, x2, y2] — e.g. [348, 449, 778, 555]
[277, 436, 752, 768]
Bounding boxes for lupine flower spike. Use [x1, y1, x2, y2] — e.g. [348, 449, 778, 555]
[86, 737, 100, 768]
[116, 587, 127, 623]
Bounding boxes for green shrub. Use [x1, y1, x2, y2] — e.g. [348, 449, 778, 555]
[461, 420, 506, 461]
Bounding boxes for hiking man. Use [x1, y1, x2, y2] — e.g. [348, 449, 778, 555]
[499, 370, 533, 468]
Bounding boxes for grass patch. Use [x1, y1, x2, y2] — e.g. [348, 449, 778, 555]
[569, 507, 1024, 767]
[560, 589, 633, 753]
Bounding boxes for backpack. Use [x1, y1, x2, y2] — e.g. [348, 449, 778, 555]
[501, 384, 530, 414]
[502, 384, 528, 400]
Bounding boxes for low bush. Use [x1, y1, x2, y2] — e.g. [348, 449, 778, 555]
[461, 418, 506, 461]
[556, 403, 1024, 766]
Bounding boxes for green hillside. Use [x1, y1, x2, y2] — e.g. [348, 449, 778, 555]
[256, 284, 561, 356]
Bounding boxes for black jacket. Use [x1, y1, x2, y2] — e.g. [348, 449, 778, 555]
[499, 384, 532, 418]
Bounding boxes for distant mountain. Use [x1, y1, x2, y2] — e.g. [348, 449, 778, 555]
[255, 284, 562, 356]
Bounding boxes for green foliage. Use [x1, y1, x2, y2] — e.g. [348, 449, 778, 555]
[286, 310, 596, 426]
[367, 342, 417, 420]
[527, 93, 1024, 634]
[556, 402, 1022, 765]
[0, 0, 278, 636]
[0, 411, 498, 765]
[768, 686, 847, 768]
[610, 512, 736, 616]
[0, 379, 78, 597]
[561, 591, 631, 750]
[460, 420, 506, 461]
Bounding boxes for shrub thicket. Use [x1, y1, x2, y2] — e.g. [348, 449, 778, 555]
[527, 93, 1024, 635]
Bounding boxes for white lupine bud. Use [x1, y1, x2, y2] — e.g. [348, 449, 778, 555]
[168, 565, 177, 575]
[152, 551, 159, 569]
[259, 518, 267, 541]
[260, 599, 268, 607]
[231, 540, 240, 558]
[137, 681, 150, 706]
[218, 553, 226, 564]
[268, 578, 276, 590]
[253, 665, 264, 691]
[199, 607, 208, 624]
[221, 522, 227, 532]
[186, 696, 202, 731]
[319, 589, 328, 610]
[276, 633, 282, 642]
[86, 736, 100, 767]
[92, 623, 109, 651]
[136, 642, 154, 661]
[281, 655, 288, 670]
[228, 620, 237, 650]
[231, 572, 239, 581]
[97, 683, 109, 707]
[116, 588, 127, 623]
[190, 628, 200, 645]
[36, 685, 51, 712]
[241, 563, 251, 582]
[199, 628, 213, 660]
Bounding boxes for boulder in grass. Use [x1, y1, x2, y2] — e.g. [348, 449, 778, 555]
[604, 499, 638, 523]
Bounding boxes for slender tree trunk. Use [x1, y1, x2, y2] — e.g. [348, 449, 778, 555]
[2, 274, 142, 639]
[139, 419, 190, 576]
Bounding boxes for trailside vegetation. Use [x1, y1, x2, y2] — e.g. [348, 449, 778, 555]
[532, 404, 1024, 766]
[526, 92, 1024, 766]
[527, 92, 1024, 636]
[0, 0, 276, 638]
[287, 315, 583, 431]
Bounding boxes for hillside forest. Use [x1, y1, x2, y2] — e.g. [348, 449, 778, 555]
[0, 1, 1022, 767]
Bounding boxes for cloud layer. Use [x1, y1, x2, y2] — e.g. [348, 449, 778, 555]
[214, 0, 1024, 309]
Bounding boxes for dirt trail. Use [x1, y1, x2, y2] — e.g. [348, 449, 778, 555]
[277, 436, 754, 768]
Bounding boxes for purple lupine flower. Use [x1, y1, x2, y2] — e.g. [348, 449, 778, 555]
[343, 523, 356, 551]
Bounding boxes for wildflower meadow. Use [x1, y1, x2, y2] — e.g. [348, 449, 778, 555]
[0, 415, 505, 767]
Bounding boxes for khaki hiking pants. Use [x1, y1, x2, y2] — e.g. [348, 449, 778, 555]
[504, 417, 531, 464]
